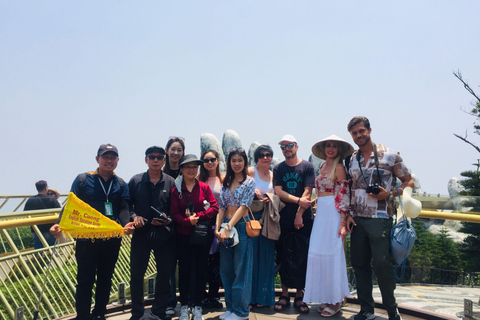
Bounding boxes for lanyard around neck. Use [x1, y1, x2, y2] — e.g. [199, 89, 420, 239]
[357, 144, 381, 186]
[98, 177, 113, 202]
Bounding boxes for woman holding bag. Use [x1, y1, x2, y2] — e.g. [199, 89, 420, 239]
[171, 154, 219, 320]
[215, 148, 255, 320]
[303, 135, 353, 317]
[247, 145, 276, 309]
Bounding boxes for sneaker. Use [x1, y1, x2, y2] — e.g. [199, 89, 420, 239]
[353, 311, 376, 320]
[219, 311, 232, 320]
[225, 313, 248, 320]
[165, 307, 175, 316]
[144, 310, 171, 320]
[179, 305, 190, 320]
[192, 306, 204, 320]
[388, 309, 402, 320]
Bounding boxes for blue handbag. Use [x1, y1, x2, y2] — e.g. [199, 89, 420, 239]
[390, 194, 416, 280]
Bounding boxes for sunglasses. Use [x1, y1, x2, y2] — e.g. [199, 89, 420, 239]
[148, 155, 165, 160]
[47, 193, 56, 196]
[229, 147, 246, 154]
[203, 157, 217, 163]
[260, 153, 272, 159]
[280, 143, 296, 150]
[168, 136, 185, 142]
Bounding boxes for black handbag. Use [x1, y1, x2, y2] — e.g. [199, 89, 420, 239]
[182, 190, 210, 246]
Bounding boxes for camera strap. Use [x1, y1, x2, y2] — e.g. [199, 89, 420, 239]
[357, 144, 381, 187]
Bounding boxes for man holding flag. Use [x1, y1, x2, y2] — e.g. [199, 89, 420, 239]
[50, 144, 135, 320]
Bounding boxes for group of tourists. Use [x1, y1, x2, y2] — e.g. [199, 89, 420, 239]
[48, 116, 414, 320]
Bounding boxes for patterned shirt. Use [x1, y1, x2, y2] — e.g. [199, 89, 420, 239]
[315, 177, 350, 215]
[349, 144, 411, 218]
[219, 176, 255, 209]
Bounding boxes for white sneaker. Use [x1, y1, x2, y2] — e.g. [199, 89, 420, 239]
[192, 306, 203, 320]
[165, 307, 175, 316]
[219, 311, 232, 320]
[179, 305, 190, 320]
[225, 313, 248, 320]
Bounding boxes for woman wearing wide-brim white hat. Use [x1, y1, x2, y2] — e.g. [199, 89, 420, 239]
[304, 134, 354, 317]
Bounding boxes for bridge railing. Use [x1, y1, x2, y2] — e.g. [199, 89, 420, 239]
[1, 194, 479, 319]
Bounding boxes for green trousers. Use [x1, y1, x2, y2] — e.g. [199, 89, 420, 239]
[351, 217, 397, 314]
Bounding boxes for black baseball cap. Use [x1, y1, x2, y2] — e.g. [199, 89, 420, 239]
[145, 146, 166, 156]
[97, 144, 119, 156]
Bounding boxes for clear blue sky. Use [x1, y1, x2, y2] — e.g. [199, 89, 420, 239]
[1, 1, 480, 197]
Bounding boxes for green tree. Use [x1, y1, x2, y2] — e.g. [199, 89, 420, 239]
[432, 227, 460, 270]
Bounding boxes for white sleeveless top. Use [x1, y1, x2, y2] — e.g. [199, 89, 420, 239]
[254, 167, 274, 195]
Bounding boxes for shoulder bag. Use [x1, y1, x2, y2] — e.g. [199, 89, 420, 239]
[230, 189, 262, 237]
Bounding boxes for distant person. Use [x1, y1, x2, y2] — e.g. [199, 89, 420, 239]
[128, 146, 176, 320]
[50, 144, 135, 320]
[346, 117, 414, 320]
[304, 135, 353, 316]
[47, 188, 63, 206]
[273, 135, 315, 314]
[24, 180, 61, 249]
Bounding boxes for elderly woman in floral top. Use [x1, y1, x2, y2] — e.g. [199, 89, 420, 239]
[215, 148, 255, 320]
[303, 135, 354, 317]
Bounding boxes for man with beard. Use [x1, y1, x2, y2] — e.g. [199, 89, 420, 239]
[346, 117, 414, 320]
[272, 135, 315, 314]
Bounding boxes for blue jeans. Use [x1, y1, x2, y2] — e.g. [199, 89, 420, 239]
[250, 210, 275, 306]
[220, 221, 252, 318]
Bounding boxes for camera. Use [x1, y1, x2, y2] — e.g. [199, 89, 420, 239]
[366, 183, 381, 195]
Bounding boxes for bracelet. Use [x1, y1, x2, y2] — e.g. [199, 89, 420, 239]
[340, 221, 347, 227]
[297, 198, 301, 205]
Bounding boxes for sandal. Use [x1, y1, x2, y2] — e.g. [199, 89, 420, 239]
[294, 297, 309, 314]
[321, 306, 340, 317]
[318, 303, 327, 313]
[274, 295, 290, 312]
[255, 303, 265, 309]
[248, 304, 253, 310]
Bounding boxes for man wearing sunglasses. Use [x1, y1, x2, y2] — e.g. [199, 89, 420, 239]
[273, 135, 315, 314]
[128, 146, 176, 320]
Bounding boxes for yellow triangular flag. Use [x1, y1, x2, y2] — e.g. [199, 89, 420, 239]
[59, 192, 124, 239]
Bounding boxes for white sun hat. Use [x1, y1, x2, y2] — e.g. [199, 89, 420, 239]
[311, 134, 354, 160]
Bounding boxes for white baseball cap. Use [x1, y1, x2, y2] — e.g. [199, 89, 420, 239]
[278, 134, 297, 144]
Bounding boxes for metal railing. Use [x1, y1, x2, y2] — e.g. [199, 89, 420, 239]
[1, 194, 479, 319]
[0, 195, 157, 320]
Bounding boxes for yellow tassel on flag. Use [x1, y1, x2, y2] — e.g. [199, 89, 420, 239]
[59, 192, 124, 239]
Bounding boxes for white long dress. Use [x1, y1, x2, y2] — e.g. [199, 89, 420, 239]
[303, 179, 350, 304]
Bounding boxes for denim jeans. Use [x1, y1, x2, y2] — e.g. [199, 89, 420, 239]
[250, 210, 275, 306]
[220, 221, 252, 318]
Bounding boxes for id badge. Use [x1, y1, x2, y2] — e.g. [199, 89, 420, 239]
[105, 202, 113, 216]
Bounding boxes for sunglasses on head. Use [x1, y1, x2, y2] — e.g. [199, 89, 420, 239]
[229, 147, 246, 155]
[280, 143, 296, 150]
[203, 157, 217, 163]
[148, 155, 165, 160]
[260, 153, 272, 159]
[168, 136, 185, 142]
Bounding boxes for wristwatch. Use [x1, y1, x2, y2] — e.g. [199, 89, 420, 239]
[225, 224, 232, 231]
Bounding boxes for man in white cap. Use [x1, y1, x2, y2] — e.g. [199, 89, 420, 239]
[272, 135, 315, 314]
[346, 117, 414, 320]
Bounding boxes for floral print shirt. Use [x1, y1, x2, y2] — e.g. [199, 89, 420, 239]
[315, 176, 350, 215]
[219, 176, 255, 209]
